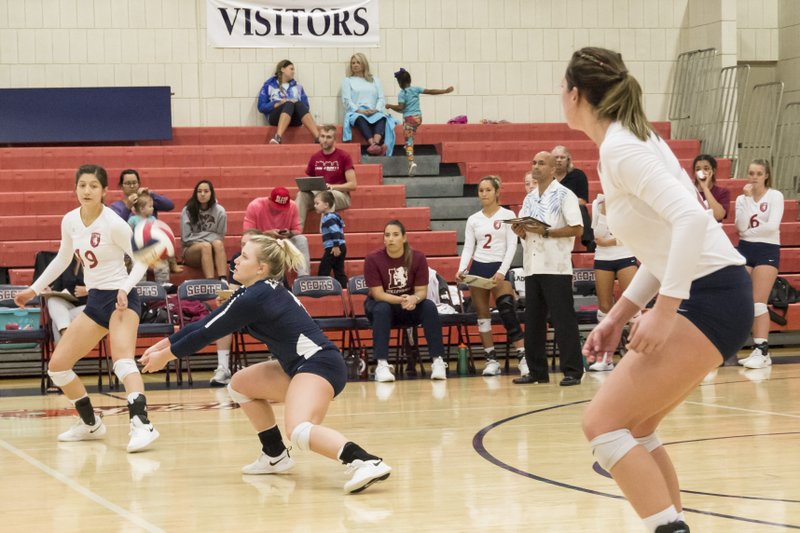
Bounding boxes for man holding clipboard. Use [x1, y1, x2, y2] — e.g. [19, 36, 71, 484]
[511, 151, 585, 387]
[296, 124, 357, 231]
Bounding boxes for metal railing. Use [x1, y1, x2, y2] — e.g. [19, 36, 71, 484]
[774, 101, 800, 198]
[701, 65, 750, 159]
[735, 81, 784, 178]
[668, 48, 717, 140]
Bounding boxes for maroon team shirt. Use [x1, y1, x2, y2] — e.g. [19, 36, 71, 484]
[364, 248, 429, 296]
[305, 148, 354, 186]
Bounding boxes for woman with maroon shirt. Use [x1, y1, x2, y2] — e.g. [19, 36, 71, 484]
[363, 220, 447, 383]
[692, 154, 730, 222]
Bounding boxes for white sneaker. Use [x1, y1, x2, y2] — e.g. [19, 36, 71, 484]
[374, 360, 395, 382]
[408, 161, 418, 176]
[739, 346, 764, 366]
[58, 417, 107, 442]
[589, 360, 614, 372]
[743, 353, 772, 369]
[127, 417, 160, 453]
[518, 357, 529, 377]
[241, 449, 295, 475]
[430, 357, 447, 380]
[482, 358, 501, 376]
[210, 366, 232, 387]
[344, 459, 392, 494]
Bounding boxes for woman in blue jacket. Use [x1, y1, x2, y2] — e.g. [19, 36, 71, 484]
[258, 59, 320, 145]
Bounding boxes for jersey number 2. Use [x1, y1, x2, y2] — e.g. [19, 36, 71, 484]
[75, 249, 99, 269]
[482, 234, 493, 249]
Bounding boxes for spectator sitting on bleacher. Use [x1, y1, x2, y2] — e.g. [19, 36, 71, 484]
[181, 180, 228, 281]
[296, 124, 357, 230]
[257, 59, 320, 145]
[523, 170, 535, 194]
[364, 220, 448, 383]
[553, 145, 594, 251]
[244, 187, 310, 277]
[341, 53, 396, 155]
[736, 158, 783, 370]
[111, 168, 182, 274]
[692, 154, 730, 222]
[128, 191, 170, 285]
[210, 229, 262, 388]
[42, 255, 87, 345]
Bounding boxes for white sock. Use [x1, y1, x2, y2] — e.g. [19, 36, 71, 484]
[217, 350, 230, 369]
[676, 511, 685, 522]
[127, 392, 141, 404]
[753, 338, 767, 346]
[642, 505, 679, 532]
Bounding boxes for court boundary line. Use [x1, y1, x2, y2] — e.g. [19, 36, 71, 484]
[473, 401, 800, 530]
[0, 437, 166, 533]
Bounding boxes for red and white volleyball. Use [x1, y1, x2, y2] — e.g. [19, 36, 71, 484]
[131, 219, 176, 264]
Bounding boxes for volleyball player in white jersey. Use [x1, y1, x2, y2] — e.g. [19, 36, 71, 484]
[562, 48, 751, 533]
[456, 176, 526, 376]
[15, 165, 159, 452]
[735, 159, 784, 370]
[588, 193, 639, 371]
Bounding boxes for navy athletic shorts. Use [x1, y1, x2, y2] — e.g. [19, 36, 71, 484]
[593, 256, 638, 273]
[737, 240, 780, 269]
[294, 349, 348, 396]
[468, 260, 502, 279]
[84, 289, 142, 329]
[677, 265, 753, 362]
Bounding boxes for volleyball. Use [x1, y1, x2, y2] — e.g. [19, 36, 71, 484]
[131, 219, 176, 264]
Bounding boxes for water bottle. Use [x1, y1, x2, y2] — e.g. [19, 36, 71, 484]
[457, 343, 469, 376]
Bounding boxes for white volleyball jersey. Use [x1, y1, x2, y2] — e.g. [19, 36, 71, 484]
[599, 122, 744, 305]
[591, 196, 636, 261]
[735, 188, 784, 245]
[458, 207, 518, 275]
[31, 206, 147, 295]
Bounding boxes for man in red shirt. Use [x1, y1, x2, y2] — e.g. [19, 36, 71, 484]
[297, 124, 357, 229]
[243, 187, 310, 276]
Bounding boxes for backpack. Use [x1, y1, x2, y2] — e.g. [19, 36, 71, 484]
[767, 276, 798, 326]
[145, 295, 211, 326]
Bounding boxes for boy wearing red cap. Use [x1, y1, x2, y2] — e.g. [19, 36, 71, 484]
[243, 187, 311, 276]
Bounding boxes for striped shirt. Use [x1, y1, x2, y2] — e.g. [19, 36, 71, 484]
[320, 212, 345, 249]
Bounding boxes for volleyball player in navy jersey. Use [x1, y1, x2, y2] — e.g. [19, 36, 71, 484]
[15, 164, 160, 453]
[562, 48, 751, 533]
[140, 235, 391, 494]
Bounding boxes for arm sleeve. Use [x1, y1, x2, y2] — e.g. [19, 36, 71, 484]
[457, 217, 475, 273]
[257, 79, 276, 114]
[591, 199, 600, 230]
[243, 201, 257, 231]
[151, 192, 174, 213]
[342, 150, 355, 171]
[573, 170, 589, 202]
[714, 186, 730, 218]
[363, 255, 383, 288]
[30, 217, 76, 295]
[498, 222, 518, 276]
[109, 218, 149, 294]
[341, 78, 358, 114]
[289, 204, 302, 233]
[413, 253, 430, 287]
[621, 264, 661, 309]
[299, 84, 310, 109]
[180, 208, 192, 243]
[374, 78, 385, 110]
[169, 296, 257, 358]
[734, 196, 749, 234]
[214, 206, 228, 240]
[605, 138, 709, 300]
[305, 157, 316, 177]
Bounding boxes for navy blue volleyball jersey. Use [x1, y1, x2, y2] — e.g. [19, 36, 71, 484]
[169, 278, 339, 375]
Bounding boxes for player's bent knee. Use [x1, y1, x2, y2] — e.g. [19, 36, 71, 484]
[47, 368, 77, 387]
[289, 421, 314, 452]
[227, 383, 253, 404]
[113, 359, 140, 382]
[590, 429, 638, 472]
[635, 432, 662, 452]
[754, 302, 768, 317]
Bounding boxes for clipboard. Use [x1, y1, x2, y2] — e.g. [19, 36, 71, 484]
[462, 275, 497, 290]
[502, 216, 551, 228]
[41, 290, 79, 303]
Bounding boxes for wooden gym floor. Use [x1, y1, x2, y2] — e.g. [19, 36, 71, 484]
[0, 361, 798, 532]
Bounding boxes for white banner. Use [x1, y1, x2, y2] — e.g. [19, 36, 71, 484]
[206, 0, 380, 48]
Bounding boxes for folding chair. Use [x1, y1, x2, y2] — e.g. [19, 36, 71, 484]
[176, 279, 225, 385]
[134, 282, 176, 386]
[433, 273, 476, 374]
[292, 276, 353, 369]
[0, 285, 51, 393]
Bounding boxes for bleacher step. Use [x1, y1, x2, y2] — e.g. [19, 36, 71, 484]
[383, 175, 464, 198]
[407, 197, 481, 219]
[363, 154, 441, 177]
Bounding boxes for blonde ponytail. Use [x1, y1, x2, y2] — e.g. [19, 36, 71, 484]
[250, 235, 307, 280]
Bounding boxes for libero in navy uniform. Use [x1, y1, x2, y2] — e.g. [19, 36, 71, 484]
[141, 235, 391, 494]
